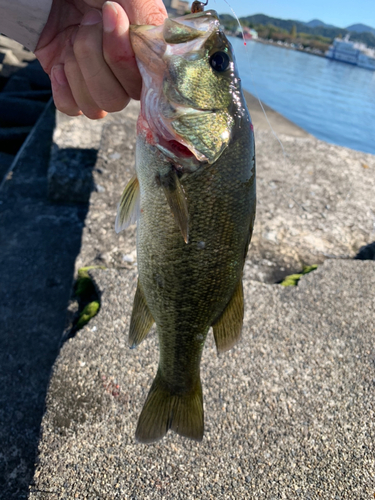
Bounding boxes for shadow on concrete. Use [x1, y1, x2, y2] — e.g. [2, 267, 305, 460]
[0, 103, 95, 499]
[47, 147, 98, 204]
[354, 241, 375, 261]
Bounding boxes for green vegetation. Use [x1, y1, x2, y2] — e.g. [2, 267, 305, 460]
[75, 266, 104, 299]
[77, 301, 100, 329]
[280, 265, 318, 287]
[220, 13, 375, 50]
[73, 266, 105, 332]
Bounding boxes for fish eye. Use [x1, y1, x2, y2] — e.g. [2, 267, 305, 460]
[209, 51, 230, 72]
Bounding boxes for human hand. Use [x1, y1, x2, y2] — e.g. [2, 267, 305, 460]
[35, 0, 167, 119]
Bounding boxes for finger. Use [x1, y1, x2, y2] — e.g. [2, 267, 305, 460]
[51, 64, 82, 116]
[74, 8, 130, 112]
[102, 1, 142, 100]
[116, 0, 167, 25]
[64, 33, 107, 120]
[84, 0, 167, 24]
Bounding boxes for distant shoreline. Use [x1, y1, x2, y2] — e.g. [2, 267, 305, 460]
[227, 34, 326, 58]
[254, 37, 326, 58]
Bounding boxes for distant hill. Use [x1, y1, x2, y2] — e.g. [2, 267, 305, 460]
[304, 19, 336, 29]
[219, 14, 237, 24]
[346, 23, 375, 36]
[239, 13, 347, 38]
[219, 13, 375, 48]
[349, 31, 375, 47]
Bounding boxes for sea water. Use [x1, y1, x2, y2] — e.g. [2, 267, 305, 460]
[230, 37, 375, 155]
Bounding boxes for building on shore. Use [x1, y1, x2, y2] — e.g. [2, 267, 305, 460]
[235, 27, 258, 40]
[163, 0, 190, 16]
[326, 35, 375, 71]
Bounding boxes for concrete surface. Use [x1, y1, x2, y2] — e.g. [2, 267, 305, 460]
[47, 107, 138, 203]
[0, 102, 137, 499]
[29, 260, 375, 499]
[28, 94, 375, 500]
[251, 129, 375, 282]
[0, 102, 89, 499]
[0, 89, 374, 499]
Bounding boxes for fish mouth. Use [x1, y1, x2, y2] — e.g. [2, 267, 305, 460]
[164, 140, 194, 158]
[138, 103, 203, 166]
[155, 137, 202, 171]
[155, 125, 211, 165]
[139, 94, 210, 164]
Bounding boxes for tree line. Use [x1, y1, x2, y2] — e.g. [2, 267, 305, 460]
[220, 13, 375, 50]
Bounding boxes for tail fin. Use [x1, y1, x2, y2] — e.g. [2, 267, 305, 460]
[135, 371, 204, 444]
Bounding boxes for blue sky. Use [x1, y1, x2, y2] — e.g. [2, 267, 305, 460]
[210, 0, 375, 29]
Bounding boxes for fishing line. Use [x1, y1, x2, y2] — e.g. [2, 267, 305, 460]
[221, 0, 246, 43]
[216, 0, 288, 157]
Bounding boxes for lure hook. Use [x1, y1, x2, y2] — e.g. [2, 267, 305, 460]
[191, 0, 208, 13]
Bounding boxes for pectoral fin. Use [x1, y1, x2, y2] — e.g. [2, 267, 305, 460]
[129, 280, 154, 348]
[159, 169, 189, 243]
[212, 279, 244, 354]
[115, 176, 140, 233]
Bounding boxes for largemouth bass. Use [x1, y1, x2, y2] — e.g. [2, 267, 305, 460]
[116, 9, 256, 443]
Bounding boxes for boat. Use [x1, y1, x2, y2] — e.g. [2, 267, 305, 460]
[326, 35, 375, 71]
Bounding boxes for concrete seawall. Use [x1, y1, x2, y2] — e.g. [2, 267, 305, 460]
[0, 92, 374, 499]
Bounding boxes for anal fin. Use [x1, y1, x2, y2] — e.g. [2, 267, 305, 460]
[129, 280, 154, 348]
[159, 169, 189, 243]
[115, 175, 140, 233]
[212, 279, 244, 354]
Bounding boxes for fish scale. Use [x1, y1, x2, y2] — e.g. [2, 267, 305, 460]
[116, 9, 256, 443]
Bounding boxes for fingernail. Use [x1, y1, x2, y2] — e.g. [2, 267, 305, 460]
[51, 64, 68, 87]
[81, 8, 102, 26]
[103, 2, 118, 33]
